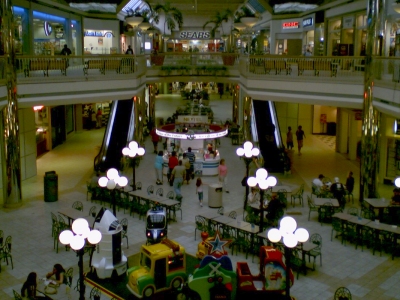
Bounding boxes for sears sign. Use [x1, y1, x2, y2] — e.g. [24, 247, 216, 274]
[179, 31, 210, 39]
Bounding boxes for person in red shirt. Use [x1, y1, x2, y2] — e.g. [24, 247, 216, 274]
[149, 127, 160, 154]
[168, 151, 178, 183]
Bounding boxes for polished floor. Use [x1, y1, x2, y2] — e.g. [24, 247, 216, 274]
[0, 92, 399, 300]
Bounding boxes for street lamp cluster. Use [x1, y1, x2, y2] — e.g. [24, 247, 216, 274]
[267, 217, 309, 299]
[122, 141, 145, 191]
[59, 218, 102, 300]
[247, 168, 277, 232]
[98, 168, 128, 216]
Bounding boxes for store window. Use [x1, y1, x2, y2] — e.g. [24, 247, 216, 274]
[33, 11, 67, 55]
[84, 30, 115, 54]
[13, 6, 29, 55]
[328, 19, 341, 55]
[355, 14, 367, 56]
[314, 23, 324, 56]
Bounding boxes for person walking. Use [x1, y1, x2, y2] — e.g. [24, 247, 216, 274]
[154, 151, 164, 185]
[295, 125, 306, 155]
[196, 177, 204, 207]
[149, 126, 160, 154]
[182, 153, 191, 184]
[218, 158, 229, 193]
[186, 147, 196, 180]
[171, 160, 186, 200]
[286, 126, 293, 150]
[168, 151, 178, 184]
[96, 108, 102, 128]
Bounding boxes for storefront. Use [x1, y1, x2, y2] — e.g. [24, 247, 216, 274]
[302, 12, 325, 56]
[84, 18, 119, 54]
[167, 28, 223, 52]
[270, 18, 303, 55]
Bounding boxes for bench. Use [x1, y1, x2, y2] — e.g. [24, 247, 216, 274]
[24, 59, 67, 77]
[314, 61, 332, 76]
[275, 60, 291, 75]
[298, 60, 314, 76]
[83, 60, 105, 76]
[104, 60, 122, 73]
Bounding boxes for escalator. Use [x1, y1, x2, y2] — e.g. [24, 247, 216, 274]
[94, 99, 135, 172]
[251, 100, 284, 173]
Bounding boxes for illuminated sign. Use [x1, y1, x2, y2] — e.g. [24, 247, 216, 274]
[44, 21, 52, 36]
[282, 22, 299, 29]
[156, 128, 228, 140]
[84, 31, 114, 38]
[179, 31, 210, 39]
[303, 18, 313, 28]
[177, 116, 208, 123]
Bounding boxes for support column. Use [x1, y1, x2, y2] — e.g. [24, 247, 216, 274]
[348, 113, 359, 161]
[1, 0, 23, 207]
[336, 108, 348, 154]
[360, 0, 385, 200]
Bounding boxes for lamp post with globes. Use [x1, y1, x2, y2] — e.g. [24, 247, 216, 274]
[267, 217, 309, 299]
[395, 177, 400, 189]
[236, 141, 260, 209]
[122, 141, 145, 191]
[247, 168, 277, 232]
[59, 218, 102, 300]
[98, 168, 128, 217]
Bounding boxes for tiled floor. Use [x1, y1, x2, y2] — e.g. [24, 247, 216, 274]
[0, 92, 398, 300]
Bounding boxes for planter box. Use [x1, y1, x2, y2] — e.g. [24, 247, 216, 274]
[151, 55, 165, 66]
[222, 55, 237, 66]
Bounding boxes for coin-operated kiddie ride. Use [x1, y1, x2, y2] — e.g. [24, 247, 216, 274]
[146, 205, 167, 245]
[91, 208, 128, 279]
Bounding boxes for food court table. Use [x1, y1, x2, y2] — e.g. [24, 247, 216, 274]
[298, 241, 318, 274]
[37, 279, 79, 300]
[313, 198, 340, 207]
[364, 198, 391, 220]
[58, 208, 93, 226]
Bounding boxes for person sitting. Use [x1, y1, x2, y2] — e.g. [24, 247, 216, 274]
[265, 195, 284, 226]
[21, 272, 48, 299]
[46, 264, 67, 285]
[330, 177, 346, 207]
[312, 174, 325, 195]
[248, 187, 261, 204]
[391, 188, 400, 205]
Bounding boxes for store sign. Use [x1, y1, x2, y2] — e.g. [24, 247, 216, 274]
[282, 22, 299, 29]
[343, 16, 354, 29]
[156, 128, 228, 140]
[179, 31, 210, 39]
[44, 21, 52, 36]
[303, 17, 313, 28]
[84, 31, 114, 38]
[177, 116, 208, 123]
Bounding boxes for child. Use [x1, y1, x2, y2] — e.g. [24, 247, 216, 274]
[196, 177, 203, 207]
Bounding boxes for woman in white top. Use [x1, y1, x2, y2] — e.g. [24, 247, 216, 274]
[196, 177, 204, 207]
[248, 187, 261, 204]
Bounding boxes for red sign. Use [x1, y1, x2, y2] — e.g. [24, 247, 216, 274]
[283, 22, 299, 29]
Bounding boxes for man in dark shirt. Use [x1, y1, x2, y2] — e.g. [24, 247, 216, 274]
[61, 44, 72, 55]
[186, 147, 196, 180]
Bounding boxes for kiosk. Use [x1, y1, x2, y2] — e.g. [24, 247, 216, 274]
[156, 116, 228, 176]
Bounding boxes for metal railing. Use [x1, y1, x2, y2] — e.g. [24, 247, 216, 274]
[12, 54, 146, 82]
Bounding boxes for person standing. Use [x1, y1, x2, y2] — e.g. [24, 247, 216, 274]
[149, 127, 160, 154]
[125, 45, 134, 54]
[196, 177, 204, 207]
[218, 158, 229, 193]
[286, 126, 293, 150]
[330, 177, 346, 208]
[345, 171, 355, 202]
[172, 160, 186, 200]
[186, 147, 196, 180]
[154, 151, 164, 185]
[295, 125, 306, 155]
[96, 108, 102, 128]
[21, 272, 48, 299]
[182, 153, 191, 184]
[60, 44, 71, 56]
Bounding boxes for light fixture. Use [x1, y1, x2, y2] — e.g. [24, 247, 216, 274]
[122, 141, 145, 191]
[59, 218, 102, 300]
[98, 168, 128, 216]
[395, 177, 400, 188]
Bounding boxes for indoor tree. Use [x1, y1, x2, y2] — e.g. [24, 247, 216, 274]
[202, 9, 233, 39]
[153, 2, 183, 36]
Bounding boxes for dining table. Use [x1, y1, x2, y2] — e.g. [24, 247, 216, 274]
[313, 198, 340, 207]
[37, 279, 78, 300]
[364, 198, 391, 220]
[298, 241, 319, 274]
[58, 208, 94, 227]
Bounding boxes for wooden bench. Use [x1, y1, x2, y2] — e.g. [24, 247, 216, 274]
[83, 60, 105, 76]
[298, 60, 314, 76]
[264, 60, 275, 74]
[104, 59, 122, 74]
[24, 59, 67, 77]
[275, 60, 291, 75]
[314, 61, 332, 76]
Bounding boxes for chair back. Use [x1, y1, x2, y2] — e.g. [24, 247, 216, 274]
[58, 215, 68, 231]
[72, 201, 83, 211]
[65, 267, 73, 287]
[361, 209, 375, 220]
[307, 196, 317, 209]
[136, 182, 142, 190]
[89, 206, 97, 217]
[217, 207, 224, 215]
[3, 236, 12, 254]
[195, 216, 206, 230]
[120, 218, 128, 234]
[13, 290, 23, 300]
[228, 211, 237, 219]
[310, 233, 322, 251]
[90, 286, 101, 300]
[334, 286, 352, 300]
[346, 207, 358, 216]
[156, 188, 164, 197]
[166, 191, 175, 199]
[147, 185, 154, 195]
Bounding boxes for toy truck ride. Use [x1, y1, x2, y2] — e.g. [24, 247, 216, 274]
[127, 239, 187, 299]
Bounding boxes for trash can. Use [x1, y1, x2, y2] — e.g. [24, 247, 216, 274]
[208, 183, 223, 208]
[44, 171, 58, 202]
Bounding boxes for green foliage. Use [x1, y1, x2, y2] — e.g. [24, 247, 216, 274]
[161, 65, 191, 75]
[153, 2, 183, 33]
[195, 65, 227, 75]
[202, 9, 233, 38]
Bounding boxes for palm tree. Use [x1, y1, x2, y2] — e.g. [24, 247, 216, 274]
[202, 9, 233, 38]
[153, 2, 183, 35]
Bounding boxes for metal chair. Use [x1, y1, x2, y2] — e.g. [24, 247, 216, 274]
[90, 286, 101, 300]
[147, 185, 154, 195]
[13, 290, 23, 300]
[156, 188, 164, 197]
[166, 191, 175, 200]
[120, 218, 129, 249]
[0, 236, 13, 272]
[306, 233, 322, 270]
[195, 215, 206, 240]
[319, 202, 334, 224]
[51, 212, 58, 237]
[136, 182, 142, 190]
[228, 211, 237, 219]
[291, 184, 304, 207]
[65, 267, 73, 287]
[334, 287, 352, 300]
[89, 206, 97, 217]
[346, 207, 358, 216]
[217, 207, 224, 215]
[72, 201, 83, 211]
[277, 189, 288, 209]
[307, 196, 319, 221]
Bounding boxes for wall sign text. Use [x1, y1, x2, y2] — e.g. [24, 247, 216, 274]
[303, 18, 313, 28]
[282, 22, 299, 29]
[179, 31, 210, 39]
[84, 31, 114, 38]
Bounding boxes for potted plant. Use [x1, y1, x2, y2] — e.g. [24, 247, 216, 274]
[153, 2, 183, 37]
[202, 9, 233, 39]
